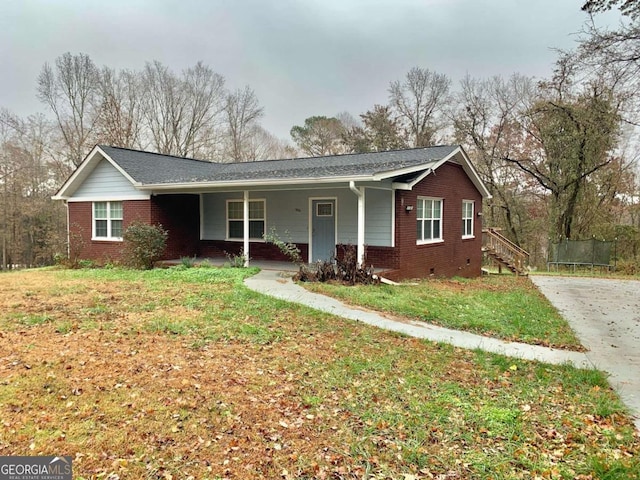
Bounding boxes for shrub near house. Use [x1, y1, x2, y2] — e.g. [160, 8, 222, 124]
[122, 222, 168, 269]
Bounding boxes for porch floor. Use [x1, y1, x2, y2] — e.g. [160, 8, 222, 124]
[159, 257, 300, 272]
[159, 256, 392, 275]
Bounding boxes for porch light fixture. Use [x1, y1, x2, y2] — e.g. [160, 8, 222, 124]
[405, 205, 414, 212]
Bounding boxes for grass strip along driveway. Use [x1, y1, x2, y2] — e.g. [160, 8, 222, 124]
[305, 275, 583, 350]
[0, 267, 638, 479]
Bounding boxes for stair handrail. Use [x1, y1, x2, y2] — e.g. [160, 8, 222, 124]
[482, 228, 530, 274]
[483, 228, 528, 256]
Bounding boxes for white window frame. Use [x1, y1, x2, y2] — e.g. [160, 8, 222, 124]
[226, 199, 266, 241]
[417, 197, 443, 244]
[92, 201, 123, 241]
[315, 202, 334, 217]
[462, 200, 475, 239]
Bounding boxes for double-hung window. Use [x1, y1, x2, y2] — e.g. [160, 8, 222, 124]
[227, 199, 265, 240]
[93, 201, 123, 240]
[417, 197, 443, 243]
[462, 200, 474, 238]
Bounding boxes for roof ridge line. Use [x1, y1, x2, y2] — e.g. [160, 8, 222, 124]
[214, 144, 459, 166]
[99, 144, 215, 165]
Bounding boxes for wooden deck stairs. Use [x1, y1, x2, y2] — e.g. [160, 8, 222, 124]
[482, 228, 530, 276]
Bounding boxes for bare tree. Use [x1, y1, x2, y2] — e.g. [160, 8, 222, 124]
[140, 61, 175, 154]
[141, 61, 226, 158]
[96, 67, 144, 149]
[224, 86, 264, 162]
[571, 0, 640, 131]
[37, 52, 100, 166]
[453, 74, 537, 247]
[335, 111, 360, 131]
[242, 125, 296, 161]
[0, 110, 66, 268]
[183, 62, 227, 158]
[389, 67, 451, 147]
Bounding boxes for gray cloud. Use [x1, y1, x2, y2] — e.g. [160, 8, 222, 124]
[0, 0, 621, 139]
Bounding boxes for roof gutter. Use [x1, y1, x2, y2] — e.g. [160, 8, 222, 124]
[392, 167, 435, 191]
[141, 175, 376, 191]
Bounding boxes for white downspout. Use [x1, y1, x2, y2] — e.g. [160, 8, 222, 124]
[349, 181, 365, 266]
[243, 190, 249, 267]
[65, 201, 70, 259]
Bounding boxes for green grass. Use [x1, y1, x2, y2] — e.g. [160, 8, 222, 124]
[296, 340, 636, 478]
[305, 275, 582, 349]
[0, 266, 638, 479]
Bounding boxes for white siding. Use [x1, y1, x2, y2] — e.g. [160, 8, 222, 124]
[202, 189, 352, 242]
[201, 187, 393, 247]
[71, 160, 146, 200]
[365, 188, 393, 246]
[201, 192, 234, 239]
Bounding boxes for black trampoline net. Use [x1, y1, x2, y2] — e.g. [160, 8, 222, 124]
[548, 239, 613, 266]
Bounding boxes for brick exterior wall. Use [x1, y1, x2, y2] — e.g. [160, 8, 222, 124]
[68, 195, 200, 264]
[68, 199, 153, 264]
[390, 162, 483, 280]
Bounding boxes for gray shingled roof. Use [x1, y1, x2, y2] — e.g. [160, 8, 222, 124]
[100, 145, 459, 185]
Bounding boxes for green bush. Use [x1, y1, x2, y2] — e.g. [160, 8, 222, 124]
[77, 259, 96, 269]
[122, 222, 168, 269]
[224, 249, 248, 268]
[180, 256, 196, 268]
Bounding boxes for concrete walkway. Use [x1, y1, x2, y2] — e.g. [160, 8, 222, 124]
[245, 270, 640, 430]
[244, 270, 592, 367]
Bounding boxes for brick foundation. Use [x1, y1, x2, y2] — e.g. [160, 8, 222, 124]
[364, 246, 399, 270]
[200, 240, 309, 263]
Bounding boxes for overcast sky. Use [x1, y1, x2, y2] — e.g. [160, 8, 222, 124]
[0, 0, 623, 140]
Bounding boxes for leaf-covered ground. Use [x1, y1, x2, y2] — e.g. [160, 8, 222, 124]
[0, 267, 638, 479]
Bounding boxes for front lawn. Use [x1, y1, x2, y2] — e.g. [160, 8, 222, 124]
[305, 275, 582, 349]
[0, 267, 637, 479]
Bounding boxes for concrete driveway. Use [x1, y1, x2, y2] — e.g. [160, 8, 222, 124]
[531, 275, 640, 430]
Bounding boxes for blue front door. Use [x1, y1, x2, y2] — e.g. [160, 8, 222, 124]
[311, 199, 336, 262]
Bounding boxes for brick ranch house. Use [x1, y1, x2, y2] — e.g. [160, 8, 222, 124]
[53, 145, 491, 280]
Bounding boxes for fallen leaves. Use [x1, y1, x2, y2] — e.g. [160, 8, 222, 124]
[0, 269, 638, 479]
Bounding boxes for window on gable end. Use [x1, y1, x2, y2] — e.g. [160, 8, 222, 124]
[462, 200, 474, 238]
[93, 201, 123, 241]
[417, 197, 443, 243]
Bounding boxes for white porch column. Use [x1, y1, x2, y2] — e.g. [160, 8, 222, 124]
[243, 190, 250, 267]
[349, 181, 365, 266]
